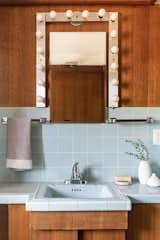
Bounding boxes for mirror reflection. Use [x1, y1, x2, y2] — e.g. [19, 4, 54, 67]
[49, 32, 106, 66]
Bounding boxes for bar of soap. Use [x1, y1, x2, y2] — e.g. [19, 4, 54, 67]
[115, 176, 132, 185]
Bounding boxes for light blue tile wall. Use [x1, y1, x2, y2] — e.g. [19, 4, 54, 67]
[0, 107, 160, 182]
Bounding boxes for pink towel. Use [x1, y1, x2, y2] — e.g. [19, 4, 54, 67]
[6, 117, 32, 171]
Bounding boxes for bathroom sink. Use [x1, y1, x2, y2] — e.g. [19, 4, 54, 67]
[26, 183, 131, 211]
[44, 184, 113, 199]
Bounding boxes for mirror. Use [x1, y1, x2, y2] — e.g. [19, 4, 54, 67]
[36, 11, 119, 121]
[49, 32, 106, 66]
[49, 32, 107, 123]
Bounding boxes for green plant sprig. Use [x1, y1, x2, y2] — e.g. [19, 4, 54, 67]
[125, 139, 149, 161]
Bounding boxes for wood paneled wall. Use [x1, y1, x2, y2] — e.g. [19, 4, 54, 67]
[0, 4, 160, 107]
[0, 205, 8, 240]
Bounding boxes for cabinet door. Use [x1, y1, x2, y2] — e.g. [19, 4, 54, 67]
[127, 204, 160, 240]
[32, 230, 77, 240]
[49, 65, 106, 123]
[82, 230, 125, 240]
[8, 205, 30, 240]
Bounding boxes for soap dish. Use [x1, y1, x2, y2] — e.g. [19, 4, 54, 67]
[115, 176, 132, 186]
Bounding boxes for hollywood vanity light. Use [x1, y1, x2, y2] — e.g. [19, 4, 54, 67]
[36, 9, 119, 108]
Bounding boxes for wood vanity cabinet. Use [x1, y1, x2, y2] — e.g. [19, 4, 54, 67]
[127, 204, 160, 240]
[30, 211, 128, 240]
[8, 205, 30, 240]
[5, 203, 160, 240]
[49, 65, 106, 123]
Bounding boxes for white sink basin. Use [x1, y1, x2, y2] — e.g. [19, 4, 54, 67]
[26, 183, 131, 211]
[44, 184, 113, 199]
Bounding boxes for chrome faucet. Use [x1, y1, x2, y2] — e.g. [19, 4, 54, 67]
[64, 162, 87, 184]
[71, 162, 81, 182]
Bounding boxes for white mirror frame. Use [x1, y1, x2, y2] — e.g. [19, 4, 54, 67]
[36, 10, 119, 108]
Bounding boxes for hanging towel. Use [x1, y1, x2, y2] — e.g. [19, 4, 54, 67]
[6, 117, 32, 170]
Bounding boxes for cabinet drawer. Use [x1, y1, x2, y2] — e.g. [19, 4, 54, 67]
[30, 211, 128, 230]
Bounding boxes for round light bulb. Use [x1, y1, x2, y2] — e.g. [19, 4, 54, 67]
[112, 79, 119, 86]
[37, 47, 44, 55]
[110, 30, 117, 38]
[110, 12, 118, 21]
[98, 8, 106, 18]
[38, 79, 45, 86]
[50, 10, 56, 19]
[111, 46, 119, 54]
[110, 62, 118, 71]
[82, 10, 89, 19]
[37, 96, 45, 103]
[36, 31, 43, 40]
[37, 63, 44, 71]
[37, 14, 43, 22]
[112, 95, 119, 103]
[66, 10, 73, 19]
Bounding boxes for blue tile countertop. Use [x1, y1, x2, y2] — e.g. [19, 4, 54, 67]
[118, 181, 160, 203]
[26, 182, 131, 211]
[0, 182, 38, 204]
[0, 182, 159, 210]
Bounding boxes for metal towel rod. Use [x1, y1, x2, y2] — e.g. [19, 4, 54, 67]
[1, 117, 48, 124]
[109, 117, 154, 124]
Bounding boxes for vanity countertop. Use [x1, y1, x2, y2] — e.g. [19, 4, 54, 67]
[118, 181, 160, 203]
[0, 181, 159, 207]
[0, 182, 39, 204]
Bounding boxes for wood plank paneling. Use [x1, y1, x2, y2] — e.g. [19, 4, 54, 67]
[83, 230, 125, 240]
[30, 211, 128, 230]
[1, 5, 160, 107]
[148, 7, 160, 106]
[119, 7, 150, 106]
[8, 205, 30, 240]
[32, 230, 77, 240]
[127, 204, 160, 240]
[0, 7, 36, 106]
[0, 0, 155, 6]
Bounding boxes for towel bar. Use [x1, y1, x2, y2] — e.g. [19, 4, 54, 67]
[109, 117, 154, 124]
[1, 117, 48, 124]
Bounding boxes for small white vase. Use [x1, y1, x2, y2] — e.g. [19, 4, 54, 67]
[138, 160, 152, 184]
